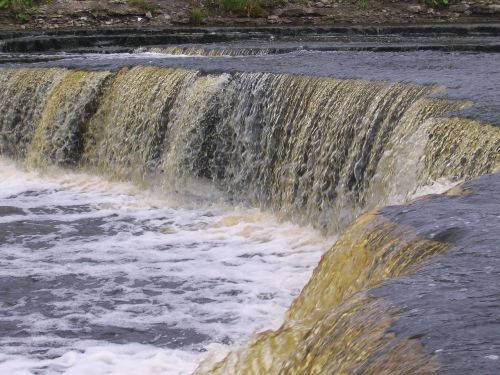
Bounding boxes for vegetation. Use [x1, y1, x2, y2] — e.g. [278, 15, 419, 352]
[356, 0, 369, 9]
[216, 0, 261, 16]
[424, 0, 452, 8]
[126, 0, 154, 12]
[0, 0, 33, 10]
[0, 0, 42, 22]
[348, 0, 454, 10]
[203, 0, 284, 17]
[189, 6, 204, 24]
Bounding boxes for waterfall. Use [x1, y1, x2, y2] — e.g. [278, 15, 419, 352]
[0, 66, 497, 232]
[137, 47, 280, 56]
[26, 70, 112, 167]
[80, 67, 198, 183]
[0, 68, 68, 159]
[0, 65, 498, 374]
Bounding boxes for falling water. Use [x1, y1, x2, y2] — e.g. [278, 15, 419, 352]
[1, 67, 497, 232]
[0, 65, 498, 374]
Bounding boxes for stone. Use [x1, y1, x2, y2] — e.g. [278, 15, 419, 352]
[449, 3, 469, 13]
[278, 7, 320, 17]
[145, 11, 153, 19]
[471, 4, 500, 15]
[267, 15, 279, 21]
[408, 5, 422, 13]
[487, 4, 500, 14]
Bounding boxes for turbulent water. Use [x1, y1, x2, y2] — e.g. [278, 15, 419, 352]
[0, 47, 499, 374]
[0, 157, 328, 374]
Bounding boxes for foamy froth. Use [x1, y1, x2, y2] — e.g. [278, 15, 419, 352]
[0, 158, 330, 374]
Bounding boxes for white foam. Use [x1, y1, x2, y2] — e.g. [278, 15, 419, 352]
[411, 178, 460, 199]
[0, 157, 332, 374]
[0, 344, 210, 375]
[485, 354, 499, 361]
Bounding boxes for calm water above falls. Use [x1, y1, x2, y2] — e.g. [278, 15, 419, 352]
[20, 49, 500, 125]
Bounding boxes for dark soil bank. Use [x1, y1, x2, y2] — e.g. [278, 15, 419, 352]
[1, 0, 500, 30]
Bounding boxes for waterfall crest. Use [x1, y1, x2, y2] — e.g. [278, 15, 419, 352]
[137, 47, 279, 56]
[0, 66, 497, 232]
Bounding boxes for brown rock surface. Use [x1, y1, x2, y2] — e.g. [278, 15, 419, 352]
[0, 0, 500, 30]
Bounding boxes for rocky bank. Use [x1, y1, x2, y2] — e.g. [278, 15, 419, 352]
[1, 0, 500, 30]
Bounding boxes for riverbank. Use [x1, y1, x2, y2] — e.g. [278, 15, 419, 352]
[1, 0, 500, 30]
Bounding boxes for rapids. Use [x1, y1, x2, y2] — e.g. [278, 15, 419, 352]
[0, 158, 328, 374]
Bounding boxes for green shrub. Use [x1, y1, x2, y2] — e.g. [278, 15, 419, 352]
[0, 0, 33, 10]
[127, 0, 154, 11]
[15, 11, 28, 20]
[424, 0, 451, 8]
[0, 0, 37, 22]
[356, 0, 368, 9]
[204, 0, 218, 9]
[189, 6, 204, 24]
[218, 0, 246, 12]
[204, 0, 282, 16]
[214, 0, 265, 16]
